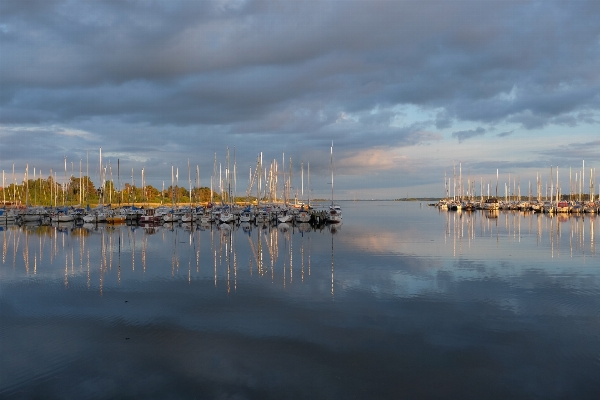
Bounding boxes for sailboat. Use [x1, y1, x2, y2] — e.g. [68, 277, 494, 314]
[295, 162, 311, 223]
[277, 153, 294, 223]
[326, 142, 342, 223]
[51, 159, 75, 223]
[163, 166, 178, 223]
[219, 148, 235, 223]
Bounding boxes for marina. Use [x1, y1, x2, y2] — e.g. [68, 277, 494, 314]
[1, 145, 343, 230]
[0, 202, 336, 229]
[434, 163, 599, 214]
[3, 1, 600, 398]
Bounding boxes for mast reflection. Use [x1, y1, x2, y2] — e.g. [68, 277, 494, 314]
[1, 219, 339, 293]
[444, 209, 598, 257]
[330, 224, 336, 298]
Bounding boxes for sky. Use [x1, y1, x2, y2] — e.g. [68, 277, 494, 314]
[1, 0, 599, 200]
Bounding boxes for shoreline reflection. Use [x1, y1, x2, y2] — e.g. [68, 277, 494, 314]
[443, 209, 598, 258]
[1, 220, 336, 293]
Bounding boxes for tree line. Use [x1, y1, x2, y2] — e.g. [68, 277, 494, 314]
[0, 175, 237, 207]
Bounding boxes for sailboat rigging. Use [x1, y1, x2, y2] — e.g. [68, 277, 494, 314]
[326, 142, 342, 223]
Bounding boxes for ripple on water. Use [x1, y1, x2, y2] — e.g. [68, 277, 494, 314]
[0, 318, 81, 395]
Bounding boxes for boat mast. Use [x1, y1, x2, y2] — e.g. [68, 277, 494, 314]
[33, 167, 36, 206]
[99, 148, 102, 206]
[556, 166, 559, 204]
[289, 156, 292, 206]
[49, 171, 53, 207]
[570, 166, 572, 201]
[331, 141, 334, 207]
[452, 163, 456, 201]
[12, 164, 16, 206]
[480, 176, 483, 202]
[142, 167, 145, 206]
[459, 162, 462, 201]
[212, 152, 216, 204]
[131, 167, 134, 206]
[86, 150, 89, 206]
[301, 162, 304, 200]
[63, 157, 67, 206]
[592, 168, 596, 202]
[227, 147, 231, 205]
[258, 152, 262, 206]
[25, 164, 29, 207]
[117, 159, 121, 207]
[233, 147, 237, 204]
[582, 160, 585, 201]
[307, 162, 310, 207]
[196, 165, 199, 206]
[495, 169, 498, 198]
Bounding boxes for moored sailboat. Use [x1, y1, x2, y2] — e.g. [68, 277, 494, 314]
[326, 142, 342, 224]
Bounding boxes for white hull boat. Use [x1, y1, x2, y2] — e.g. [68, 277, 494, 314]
[326, 205, 342, 224]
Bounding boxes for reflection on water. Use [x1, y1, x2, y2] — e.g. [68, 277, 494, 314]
[444, 209, 598, 259]
[1, 220, 335, 296]
[2, 203, 600, 399]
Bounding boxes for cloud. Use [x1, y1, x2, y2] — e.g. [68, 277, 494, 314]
[451, 127, 486, 143]
[538, 140, 600, 163]
[53, 126, 94, 139]
[497, 130, 514, 138]
[1, 0, 600, 196]
[338, 148, 405, 173]
[2, 0, 600, 129]
[569, 140, 600, 149]
[435, 110, 452, 130]
[0, 125, 93, 138]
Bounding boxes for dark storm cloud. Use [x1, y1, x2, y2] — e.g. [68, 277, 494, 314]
[3, 0, 600, 127]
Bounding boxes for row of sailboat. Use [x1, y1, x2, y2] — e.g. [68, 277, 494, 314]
[0, 202, 342, 226]
[2, 143, 343, 226]
[436, 162, 599, 214]
[436, 197, 600, 214]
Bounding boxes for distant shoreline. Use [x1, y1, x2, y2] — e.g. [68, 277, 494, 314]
[312, 198, 439, 202]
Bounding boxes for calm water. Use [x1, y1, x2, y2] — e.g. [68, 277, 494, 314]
[1, 202, 600, 399]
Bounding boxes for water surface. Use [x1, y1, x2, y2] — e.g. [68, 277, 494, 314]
[2, 202, 600, 399]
